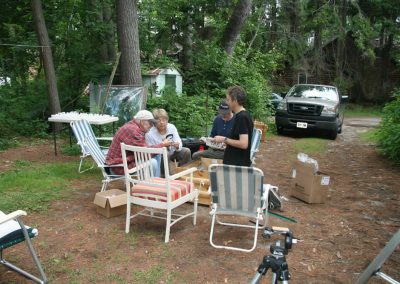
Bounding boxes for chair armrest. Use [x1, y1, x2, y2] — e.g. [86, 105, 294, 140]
[96, 137, 113, 141]
[0, 210, 27, 224]
[170, 167, 197, 180]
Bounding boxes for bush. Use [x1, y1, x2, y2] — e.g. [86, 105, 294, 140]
[147, 86, 216, 138]
[376, 88, 400, 164]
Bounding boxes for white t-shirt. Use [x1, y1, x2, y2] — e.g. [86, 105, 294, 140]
[145, 123, 183, 153]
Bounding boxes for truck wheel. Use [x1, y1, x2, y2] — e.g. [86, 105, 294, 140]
[276, 125, 284, 135]
[327, 128, 338, 140]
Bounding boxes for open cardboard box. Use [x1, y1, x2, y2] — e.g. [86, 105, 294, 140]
[291, 160, 330, 204]
[172, 158, 222, 205]
[93, 189, 126, 218]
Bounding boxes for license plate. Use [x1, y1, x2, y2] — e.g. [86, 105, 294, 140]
[296, 122, 308, 128]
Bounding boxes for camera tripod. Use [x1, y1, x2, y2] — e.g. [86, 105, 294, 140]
[250, 227, 297, 284]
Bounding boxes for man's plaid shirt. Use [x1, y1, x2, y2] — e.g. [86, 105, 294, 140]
[105, 120, 161, 175]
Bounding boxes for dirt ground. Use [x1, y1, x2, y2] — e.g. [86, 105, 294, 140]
[1, 117, 399, 284]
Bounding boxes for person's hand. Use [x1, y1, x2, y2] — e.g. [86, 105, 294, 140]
[172, 141, 180, 149]
[162, 138, 173, 147]
[213, 136, 225, 143]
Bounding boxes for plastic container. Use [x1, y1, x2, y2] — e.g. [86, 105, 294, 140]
[297, 153, 319, 173]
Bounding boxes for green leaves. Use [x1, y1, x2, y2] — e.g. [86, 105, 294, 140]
[377, 88, 400, 164]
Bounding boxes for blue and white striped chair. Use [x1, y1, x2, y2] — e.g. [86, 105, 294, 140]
[208, 164, 269, 252]
[0, 210, 47, 283]
[82, 136, 125, 192]
[250, 128, 262, 165]
[70, 119, 113, 173]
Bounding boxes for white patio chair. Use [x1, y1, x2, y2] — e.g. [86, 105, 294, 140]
[208, 164, 269, 252]
[82, 136, 125, 192]
[250, 128, 262, 165]
[121, 143, 199, 243]
[70, 119, 113, 173]
[0, 210, 47, 283]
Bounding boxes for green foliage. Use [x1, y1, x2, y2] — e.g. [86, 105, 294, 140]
[184, 42, 278, 122]
[147, 86, 215, 137]
[376, 89, 400, 164]
[0, 83, 49, 142]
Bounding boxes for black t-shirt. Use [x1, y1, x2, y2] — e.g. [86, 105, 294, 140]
[223, 110, 254, 166]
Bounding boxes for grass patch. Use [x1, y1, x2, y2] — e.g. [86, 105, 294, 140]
[344, 104, 383, 118]
[0, 160, 98, 212]
[132, 264, 175, 284]
[293, 138, 328, 155]
[359, 128, 379, 144]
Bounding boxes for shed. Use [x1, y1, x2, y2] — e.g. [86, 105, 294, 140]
[142, 67, 183, 96]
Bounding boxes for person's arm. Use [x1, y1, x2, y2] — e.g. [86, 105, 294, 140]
[170, 124, 182, 150]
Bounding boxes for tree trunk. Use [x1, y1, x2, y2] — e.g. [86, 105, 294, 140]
[267, 0, 277, 50]
[116, 0, 142, 85]
[103, 1, 116, 62]
[335, 0, 347, 81]
[221, 0, 252, 55]
[182, 7, 194, 71]
[31, 0, 61, 116]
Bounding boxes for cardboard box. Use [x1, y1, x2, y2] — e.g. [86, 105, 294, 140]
[200, 157, 223, 169]
[291, 160, 330, 204]
[93, 189, 127, 218]
[176, 162, 211, 206]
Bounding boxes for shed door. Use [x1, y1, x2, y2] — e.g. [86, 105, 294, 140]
[165, 75, 176, 88]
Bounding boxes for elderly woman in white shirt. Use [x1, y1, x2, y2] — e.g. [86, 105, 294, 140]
[145, 109, 192, 170]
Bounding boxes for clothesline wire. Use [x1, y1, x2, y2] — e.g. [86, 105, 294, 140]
[0, 43, 50, 48]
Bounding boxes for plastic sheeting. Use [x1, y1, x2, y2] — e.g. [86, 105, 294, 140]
[90, 84, 147, 125]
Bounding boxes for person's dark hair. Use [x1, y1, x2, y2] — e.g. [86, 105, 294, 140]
[227, 86, 246, 106]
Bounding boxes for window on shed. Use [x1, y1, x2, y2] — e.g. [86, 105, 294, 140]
[165, 75, 176, 88]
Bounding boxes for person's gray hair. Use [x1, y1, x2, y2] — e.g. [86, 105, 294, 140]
[152, 108, 169, 120]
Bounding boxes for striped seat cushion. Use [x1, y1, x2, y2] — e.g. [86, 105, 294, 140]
[132, 177, 193, 202]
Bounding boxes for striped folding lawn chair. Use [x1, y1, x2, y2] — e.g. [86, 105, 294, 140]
[70, 119, 113, 173]
[0, 210, 47, 283]
[208, 164, 269, 252]
[82, 136, 125, 192]
[250, 128, 262, 165]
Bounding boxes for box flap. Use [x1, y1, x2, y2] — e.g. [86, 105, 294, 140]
[108, 192, 127, 208]
[93, 189, 125, 208]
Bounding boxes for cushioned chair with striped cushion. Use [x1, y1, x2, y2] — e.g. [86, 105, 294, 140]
[121, 143, 199, 243]
[208, 164, 269, 252]
[0, 210, 47, 283]
[70, 119, 113, 173]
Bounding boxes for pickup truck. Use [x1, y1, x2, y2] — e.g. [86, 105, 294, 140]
[275, 84, 348, 140]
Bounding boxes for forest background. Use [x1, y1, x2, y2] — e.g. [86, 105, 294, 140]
[0, 0, 399, 161]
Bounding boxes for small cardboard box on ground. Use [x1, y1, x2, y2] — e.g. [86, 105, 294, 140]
[291, 160, 330, 204]
[93, 189, 126, 218]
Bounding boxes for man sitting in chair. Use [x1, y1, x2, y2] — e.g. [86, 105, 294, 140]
[105, 110, 172, 176]
[146, 109, 191, 168]
[192, 99, 234, 161]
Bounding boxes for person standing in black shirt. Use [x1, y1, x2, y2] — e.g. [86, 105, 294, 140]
[213, 86, 254, 166]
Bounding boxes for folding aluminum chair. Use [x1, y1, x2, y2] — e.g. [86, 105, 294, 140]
[250, 128, 262, 165]
[82, 136, 125, 192]
[70, 119, 112, 173]
[208, 164, 269, 252]
[0, 210, 47, 283]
